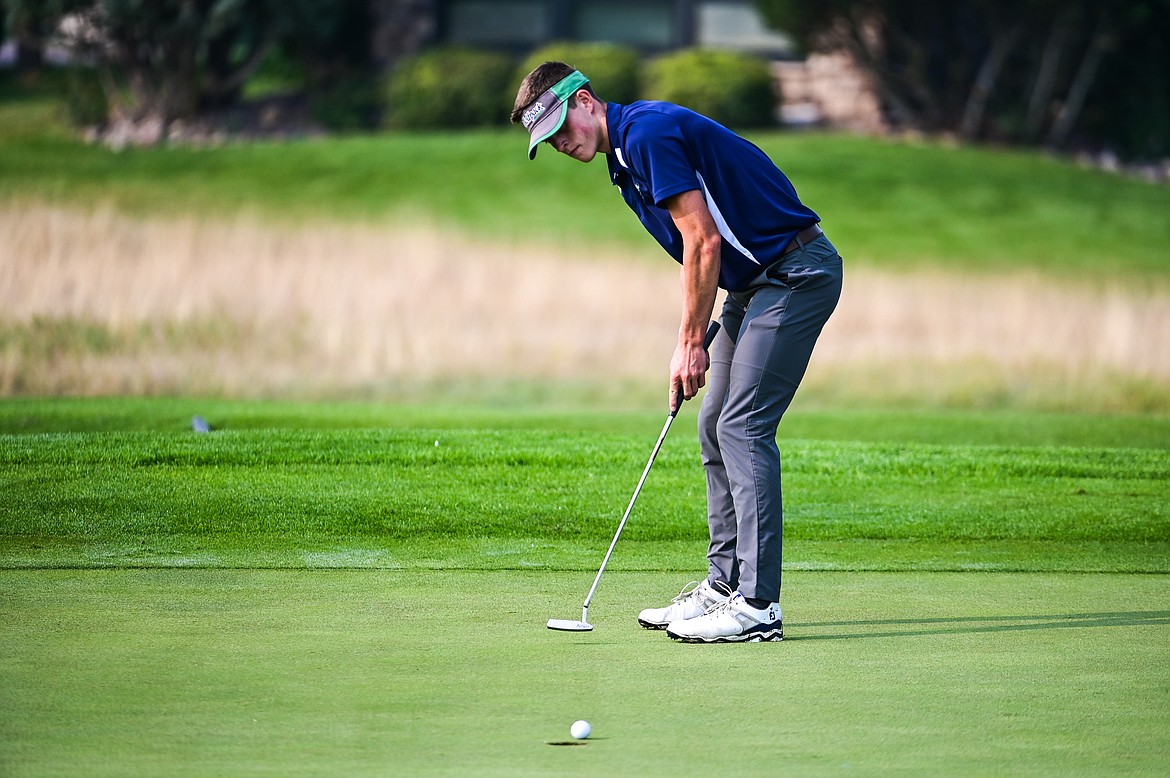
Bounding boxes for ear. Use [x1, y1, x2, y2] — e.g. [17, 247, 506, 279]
[575, 89, 595, 112]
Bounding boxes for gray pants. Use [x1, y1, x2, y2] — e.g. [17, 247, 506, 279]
[698, 234, 843, 602]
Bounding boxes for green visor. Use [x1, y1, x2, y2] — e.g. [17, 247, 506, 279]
[521, 70, 590, 159]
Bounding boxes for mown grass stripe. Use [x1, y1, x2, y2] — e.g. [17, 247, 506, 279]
[3, 421, 1167, 572]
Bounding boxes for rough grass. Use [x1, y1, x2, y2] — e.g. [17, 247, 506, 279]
[2, 400, 1167, 573]
[3, 204, 1168, 410]
[4, 396, 1169, 448]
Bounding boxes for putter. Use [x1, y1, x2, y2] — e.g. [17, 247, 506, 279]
[548, 320, 721, 632]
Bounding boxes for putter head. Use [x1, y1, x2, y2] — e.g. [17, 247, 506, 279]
[547, 618, 593, 632]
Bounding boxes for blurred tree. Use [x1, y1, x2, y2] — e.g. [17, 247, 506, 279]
[2, 0, 87, 72]
[369, 0, 434, 73]
[754, 0, 1170, 157]
[1075, 0, 1170, 159]
[3, 0, 377, 132]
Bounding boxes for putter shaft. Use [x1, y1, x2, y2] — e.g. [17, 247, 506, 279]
[578, 320, 721, 618]
[580, 411, 675, 615]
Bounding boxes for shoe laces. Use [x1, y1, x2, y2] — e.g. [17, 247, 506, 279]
[687, 581, 735, 615]
[704, 593, 779, 623]
[673, 579, 731, 607]
[671, 581, 704, 605]
[704, 593, 740, 617]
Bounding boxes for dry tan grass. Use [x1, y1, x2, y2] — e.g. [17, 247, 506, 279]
[812, 266, 1170, 410]
[2, 202, 1168, 410]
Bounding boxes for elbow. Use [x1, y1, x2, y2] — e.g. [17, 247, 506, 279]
[698, 232, 721, 266]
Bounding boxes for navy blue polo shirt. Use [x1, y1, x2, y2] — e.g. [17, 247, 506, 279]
[605, 101, 819, 292]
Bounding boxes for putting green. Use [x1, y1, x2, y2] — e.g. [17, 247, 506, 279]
[2, 569, 1167, 776]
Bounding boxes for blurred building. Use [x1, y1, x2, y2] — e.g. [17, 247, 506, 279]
[433, 0, 794, 57]
[371, 0, 794, 67]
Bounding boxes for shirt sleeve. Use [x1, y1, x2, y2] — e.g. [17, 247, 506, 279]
[625, 113, 700, 207]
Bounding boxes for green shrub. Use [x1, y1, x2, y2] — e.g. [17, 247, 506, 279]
[243, 48, 307, 100]
[310, 74, 383, 131]
[63, 67, 109, 127]
[643, 49, 777, 129]
[386, 47, 516, 129]
[516, 42, 640, 105]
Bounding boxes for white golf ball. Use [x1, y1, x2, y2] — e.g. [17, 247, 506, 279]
[570, 720, 591, 739]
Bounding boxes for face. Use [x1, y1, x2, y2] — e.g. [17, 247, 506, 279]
[546, 91, 605, 162]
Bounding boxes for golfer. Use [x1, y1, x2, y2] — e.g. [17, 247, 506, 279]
[512, 63, 842, 643]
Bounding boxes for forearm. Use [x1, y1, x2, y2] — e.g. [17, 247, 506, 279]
[678, 237, 720, 347]
[663, 188, 722, 408]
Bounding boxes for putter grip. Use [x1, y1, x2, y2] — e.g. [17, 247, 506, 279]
[703, 320, 721, 349]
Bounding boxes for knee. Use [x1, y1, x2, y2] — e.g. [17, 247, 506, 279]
[698, 396, 721, 453]
[716, 406, 774, 449]
[715, 407, 744, 451]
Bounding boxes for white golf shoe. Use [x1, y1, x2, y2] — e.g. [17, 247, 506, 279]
[637, 579, 730, 630]
[666, 592, 783, 643]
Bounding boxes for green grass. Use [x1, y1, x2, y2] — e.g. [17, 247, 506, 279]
[2, 398, 1168, 774]
[2, 88, 1169, 276]
[3, 396, 1170, 447]
[2, 570, 1167, 776]
[2, 399, 1167, 573]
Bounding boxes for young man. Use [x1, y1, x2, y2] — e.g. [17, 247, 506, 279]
[512, 62, 842, 643]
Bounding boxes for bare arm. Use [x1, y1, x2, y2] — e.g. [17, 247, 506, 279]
[664, 189, 721, 411]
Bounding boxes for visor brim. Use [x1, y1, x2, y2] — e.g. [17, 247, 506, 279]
[526, 101, 568, 159]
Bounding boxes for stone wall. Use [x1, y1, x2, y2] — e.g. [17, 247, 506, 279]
[773, 51, 885, 133]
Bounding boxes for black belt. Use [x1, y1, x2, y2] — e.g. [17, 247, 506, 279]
[780, 224, 823, 256]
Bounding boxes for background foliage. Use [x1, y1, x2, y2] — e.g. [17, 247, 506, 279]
[642, 49, 777, 128]
[385, 46, 514, 129]
[3, 0, 1168, 156]
[755, 0, 1170, 158]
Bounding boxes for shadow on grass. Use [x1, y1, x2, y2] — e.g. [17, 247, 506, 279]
[794, 610, 1170, 641]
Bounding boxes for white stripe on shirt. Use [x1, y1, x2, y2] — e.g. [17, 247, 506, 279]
[696, 171, 758, 265]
